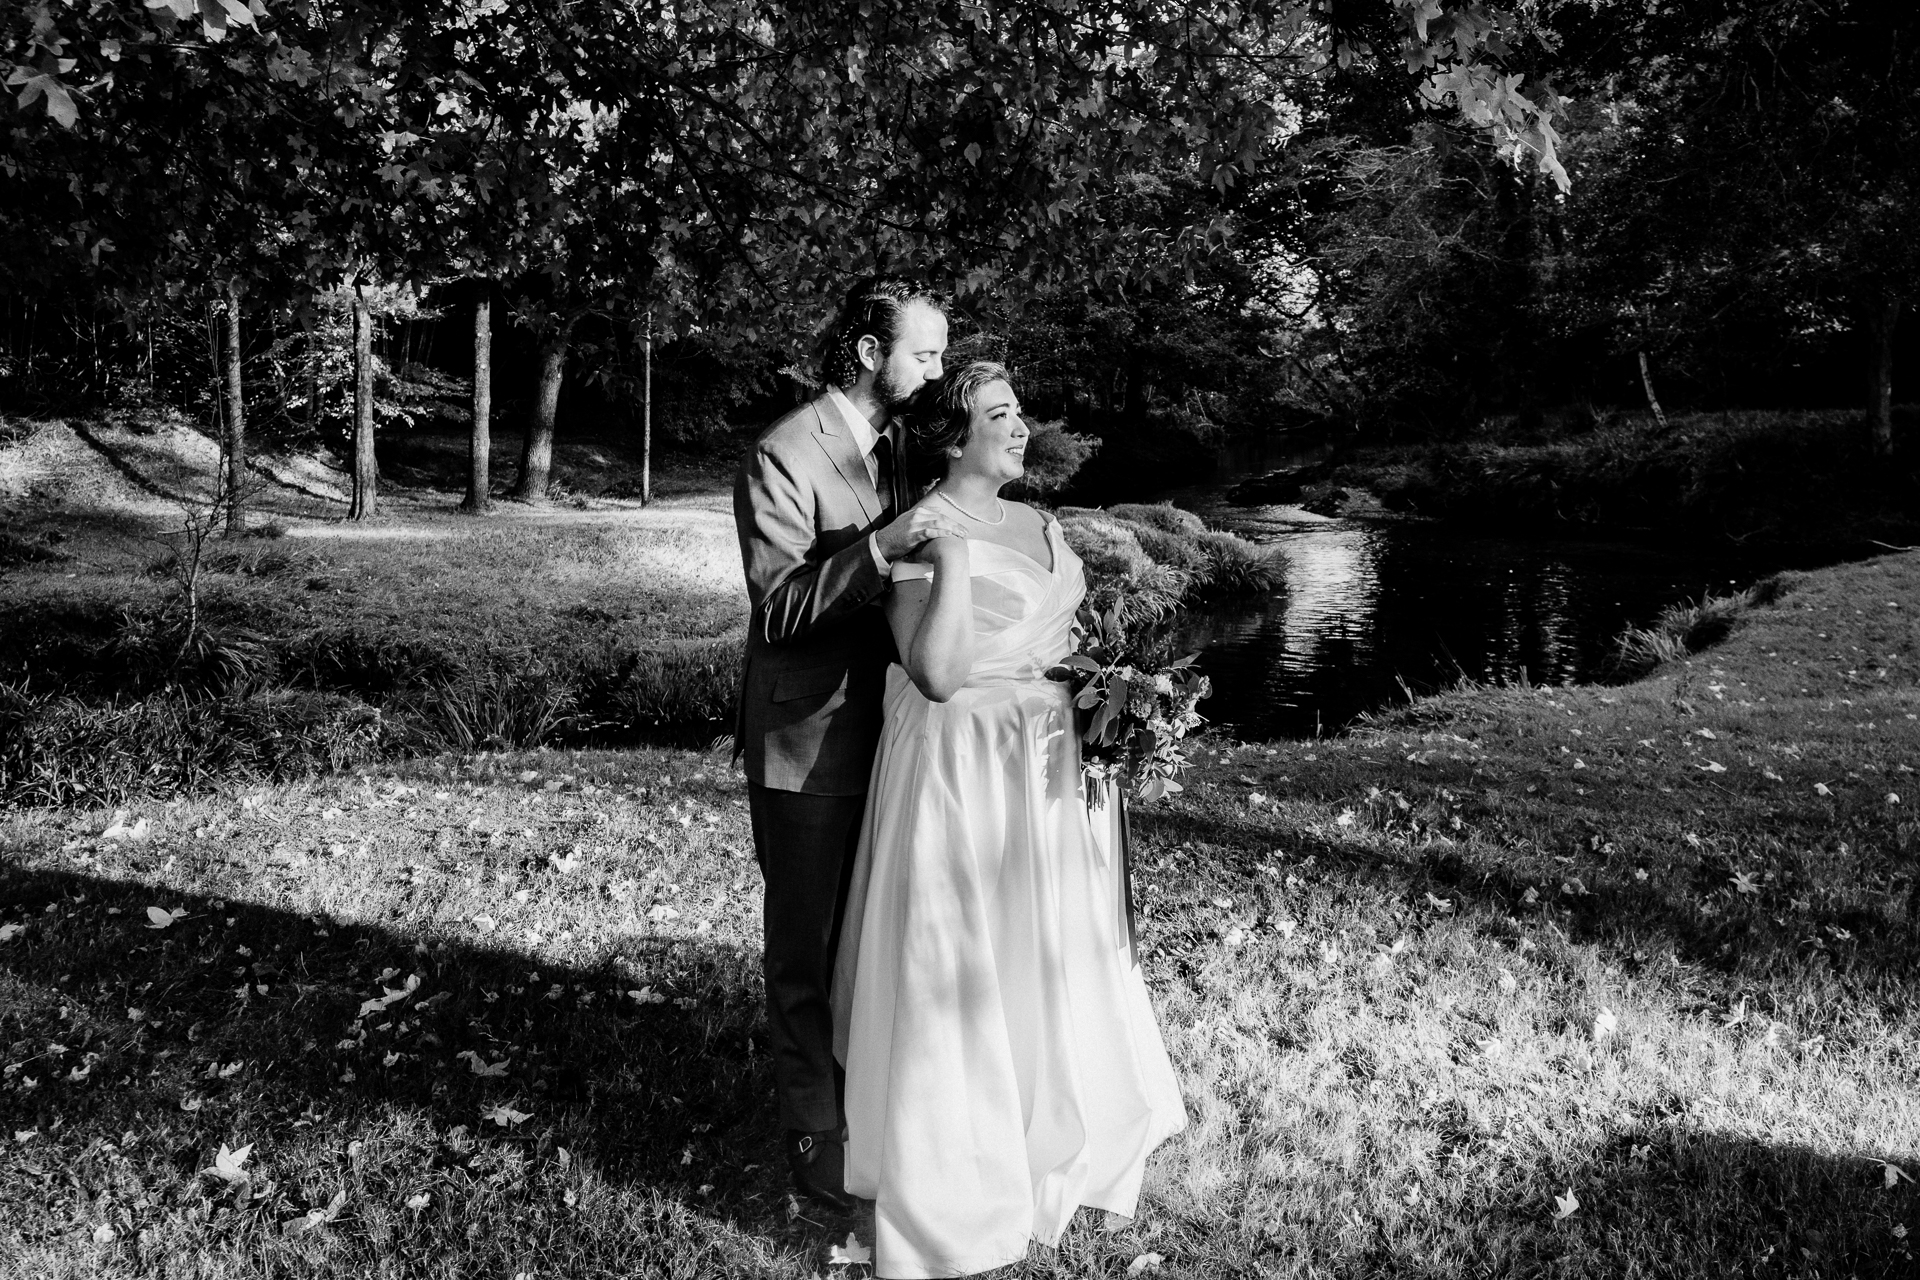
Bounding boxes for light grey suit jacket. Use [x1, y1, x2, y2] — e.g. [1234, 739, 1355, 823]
[733, 394, 906, 794]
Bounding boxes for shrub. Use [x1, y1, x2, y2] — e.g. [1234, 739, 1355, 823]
[107, 608, 278, 696]
[1004, 420, 1100, 499]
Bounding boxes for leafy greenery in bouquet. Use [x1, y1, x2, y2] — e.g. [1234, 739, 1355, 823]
[1052, 606, 1210, 805]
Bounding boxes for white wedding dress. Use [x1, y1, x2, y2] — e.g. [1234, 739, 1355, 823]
[831, 518, 1187, 1279]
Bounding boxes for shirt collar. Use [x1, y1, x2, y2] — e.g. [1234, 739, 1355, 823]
[826, 385, 890, 455]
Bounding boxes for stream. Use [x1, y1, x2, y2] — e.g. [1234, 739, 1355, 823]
[1143, 439, 1836, 742]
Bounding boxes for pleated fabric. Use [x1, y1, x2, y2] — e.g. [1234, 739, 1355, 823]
[831, 521, 1187, 1279]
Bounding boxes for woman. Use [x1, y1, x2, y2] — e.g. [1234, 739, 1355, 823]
[831, 362, 1186, 1278]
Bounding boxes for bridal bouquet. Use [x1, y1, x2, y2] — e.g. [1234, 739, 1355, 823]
[1053, 606, 1211, 805]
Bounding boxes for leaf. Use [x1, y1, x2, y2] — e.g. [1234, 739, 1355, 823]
[146, 906, 186, 929]
[1591, 1008, 1618, 1040]
[1883, 1161, 1913, 1188]
[92, 1223, 116, 1244]
[0, 923, 24, 942]
[1424, 892, 1453, 912]
[481, 1103, 530, 1127]
[1126, 1254, 1164, 1275]
[1552, 1187, 1579, 1219]
[203, 1142, 254, 1184]
[406, 1191, 431, 1210]
[827, 1232, 872, 1266]
[1814, 782, 1832, 796]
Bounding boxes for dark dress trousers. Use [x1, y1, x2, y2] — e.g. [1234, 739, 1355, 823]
[733, 394, 904, 1133]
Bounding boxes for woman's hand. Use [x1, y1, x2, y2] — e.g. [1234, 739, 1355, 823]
[924, 533, 970, 569]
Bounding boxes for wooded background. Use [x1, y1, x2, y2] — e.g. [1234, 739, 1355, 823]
[4, 0, 1912, 523]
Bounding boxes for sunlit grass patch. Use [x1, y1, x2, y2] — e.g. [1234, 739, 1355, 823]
[2, 538, 1915, 1276]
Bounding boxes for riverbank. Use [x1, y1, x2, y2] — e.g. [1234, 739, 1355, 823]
[0, 417, 1279, 805]
[1238, 408, 1920, 552]
[3, 542, 1914, 1275]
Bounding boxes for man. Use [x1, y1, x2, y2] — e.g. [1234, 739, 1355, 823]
[733, 277, 962, 1210]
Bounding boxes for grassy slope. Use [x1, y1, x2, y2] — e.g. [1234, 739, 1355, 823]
[1, 418, 747, 702]
[2, 425, 1917, 1275]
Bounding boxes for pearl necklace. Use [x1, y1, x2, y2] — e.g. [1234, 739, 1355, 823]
[934, 488, 1006, 525]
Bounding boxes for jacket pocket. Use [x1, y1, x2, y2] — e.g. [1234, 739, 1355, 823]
[771, 664, 849, 704]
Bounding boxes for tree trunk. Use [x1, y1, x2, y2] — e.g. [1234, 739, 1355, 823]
[641, 321, 652, 507]
[513, 324, 570, 502]
[348, 287, 378, 520]
[1637, 350, 1669, 431]
[223, 279, 247, 533]
[1867, 292, 1901, 457]
[463, 295, 492, 512]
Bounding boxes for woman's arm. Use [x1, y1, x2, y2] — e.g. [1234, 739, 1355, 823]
[884, 538, 974, 702]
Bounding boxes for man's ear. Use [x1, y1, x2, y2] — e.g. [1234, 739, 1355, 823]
[856, 334, 881, 373]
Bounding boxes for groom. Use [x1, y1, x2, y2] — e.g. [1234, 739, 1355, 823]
[733, 277, 960, 1209]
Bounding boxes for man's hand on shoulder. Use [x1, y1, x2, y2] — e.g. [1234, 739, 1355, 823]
[874, 494, 970, 565]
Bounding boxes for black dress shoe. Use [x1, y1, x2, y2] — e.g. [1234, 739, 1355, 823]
[785, 1128, 853, 1212]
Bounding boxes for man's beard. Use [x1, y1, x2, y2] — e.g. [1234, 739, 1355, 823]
[875, 357, 925, 411]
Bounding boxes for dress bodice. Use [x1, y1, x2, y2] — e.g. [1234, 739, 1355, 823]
[889, 517, 1086, 687]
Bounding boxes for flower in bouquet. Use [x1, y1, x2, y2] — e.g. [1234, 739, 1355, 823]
[1050, 606, 1210, 806]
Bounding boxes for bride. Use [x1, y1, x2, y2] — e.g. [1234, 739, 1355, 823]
[830, 361, 1187, 1278]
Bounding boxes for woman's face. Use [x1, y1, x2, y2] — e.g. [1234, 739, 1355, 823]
[950, 379, 1029, 486]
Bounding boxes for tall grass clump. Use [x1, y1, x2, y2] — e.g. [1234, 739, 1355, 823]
[603, 634, 743, 730]
[1610, 574, 1791, 680]
[0, 684, 387, 807]
[1058, 514, 1189, 631]
[1060, 503, 1279, 615]
[411, 667, 581, 752]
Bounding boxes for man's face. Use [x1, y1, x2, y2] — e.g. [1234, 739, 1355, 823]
[869, 301, 948, 410]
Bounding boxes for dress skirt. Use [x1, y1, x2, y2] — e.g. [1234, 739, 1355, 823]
[831, 664, 1187, 1279]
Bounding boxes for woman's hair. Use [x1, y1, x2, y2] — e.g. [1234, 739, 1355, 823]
[816, 276, 945, 389]
[903, 360, 1012, 486]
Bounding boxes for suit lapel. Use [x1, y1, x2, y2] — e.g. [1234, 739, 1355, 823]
[811, 395, 883, 524]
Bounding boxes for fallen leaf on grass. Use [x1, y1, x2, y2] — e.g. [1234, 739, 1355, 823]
[1498, 968, 1518, 994]
[282, 1189, 348, 1236]
[103, 814, 150, 842]
[1883, 1161, 1914, 1189]
[406, 1192, 431, 1210]
[1424, 892, 1453, 911]
[1552, 1187, 1580, 1220]
[647, 905, 680, 923]
[202, 1142, 253, 1185]
[1814, 783, 1832, 797]
[13, 1129, 37, 1142]
[145, 906, 188, 929]
[1730, 871, 1761, 895]
[827, 1233, 872, 1267]
[1592, 1008, 1618, 1041]
[547, 852, 582, 874]
[1698, 760, 1726, 774]
[92, 1224, 116, 1244]
[481, 1103, 530, 1127]
[0, 923, 24, 942]
[1102, 1211, 1133, 1233]
[1126, 1254, 1164, 1275]
[456, 1050, 509, 1077]
[1762, 769, 1784, 782]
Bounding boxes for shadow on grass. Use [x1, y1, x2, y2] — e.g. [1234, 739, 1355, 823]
[1133, 796, 1919, 1011]
[0, 864, 850, 1274]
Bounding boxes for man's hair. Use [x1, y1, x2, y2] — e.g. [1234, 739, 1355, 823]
[903, 360, 1011, 485]
[818, 276, 945, 389]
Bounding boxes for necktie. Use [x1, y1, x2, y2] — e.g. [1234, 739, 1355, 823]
[871, 433, 897, 517]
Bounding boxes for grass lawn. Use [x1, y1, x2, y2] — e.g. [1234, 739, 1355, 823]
[2, 421, 1917, 1276]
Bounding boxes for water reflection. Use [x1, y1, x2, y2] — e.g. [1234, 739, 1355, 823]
[1163, 501, 1783, 742]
